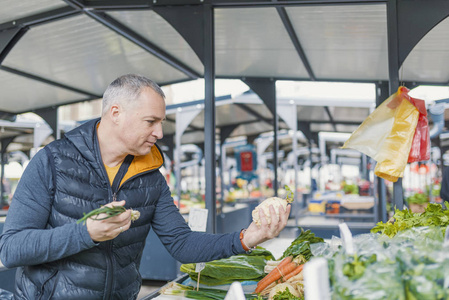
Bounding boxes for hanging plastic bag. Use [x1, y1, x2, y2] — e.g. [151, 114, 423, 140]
[407, 97, 430, 163]
[342, 87, 420, 182]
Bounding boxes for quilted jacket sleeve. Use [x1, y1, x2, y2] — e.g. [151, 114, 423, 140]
[150, 174, 246, 264]
[0, 148, 96, 268]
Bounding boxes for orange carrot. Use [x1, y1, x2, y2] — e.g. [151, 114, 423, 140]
[276, 256, 293, 269]
[281, 264, 304, 282]
[254, 261, 298, 294]
[257, 256, 293, 288]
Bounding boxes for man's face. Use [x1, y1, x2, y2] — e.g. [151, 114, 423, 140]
[117, 87, 166, 156]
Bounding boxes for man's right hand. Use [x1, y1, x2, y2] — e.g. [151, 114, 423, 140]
[86, 200, 132, 242]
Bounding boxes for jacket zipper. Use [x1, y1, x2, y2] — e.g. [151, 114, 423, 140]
[97, 143, 164, 299]
[103, 155, 134, 300]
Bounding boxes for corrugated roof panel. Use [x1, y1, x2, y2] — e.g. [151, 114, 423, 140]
[0, 0, 65, 24]
[215, 7, 309, 78]
[336, 124, 361, 133]
[402, 16, 449, 83]
[287, 4, 388, 81]
[216, 104, 260, 127]
[230, 122, 273, 137]
[297, 106, 329, 122]
[182, 131, 204, 145]
[0, 69, 89, 113]
[3, 14, 189, 96]
[329, 106, 369, 123]
[311, 123, 335, 132]
[107, 10, 203, 76]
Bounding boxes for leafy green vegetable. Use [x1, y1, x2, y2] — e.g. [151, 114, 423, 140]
[343, 184, 359, 195]
[285, 185, 294, 203]
[246, 247, 275, 261]
[272, 288, 304, 300]
[406, 193, 429, 205]
[342, 254, 377, 280]
[280, 228, 324, 260]
[180, 252, 270, 285]
[77, 205, 140, 225]
[160, 282, 255, 300]
[397, 244, 449, 300]
[77, 206, 126, 224]
[330, 253, 406, 300]
[371, 202, 449, 238]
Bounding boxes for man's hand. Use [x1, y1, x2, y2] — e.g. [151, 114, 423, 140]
[86, 200, 132, 242]
[242, 204, 291, 249]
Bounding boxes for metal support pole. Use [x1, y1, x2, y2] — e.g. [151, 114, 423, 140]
[376, 82, 389, 222]
[387, 0, 403, 210]
[203, 4, 216, 234]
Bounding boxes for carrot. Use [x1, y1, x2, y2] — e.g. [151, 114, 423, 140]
[276, 256, 293, 269]
[258, 256, 292, 287]
[254, 261, 298, 294]
[281, 264, 304, 282]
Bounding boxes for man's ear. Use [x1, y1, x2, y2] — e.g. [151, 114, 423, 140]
[110, 104, 121, 124]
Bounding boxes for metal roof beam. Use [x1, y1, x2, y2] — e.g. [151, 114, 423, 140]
[82, 0, 154, 9]
[165, 116, 202, 131]
[154, 6, 205, 63]
[0, 66, 102, 99]
[0, 27, 28, 65]
[81, 0, 386, 9]
[298, 121, 318, 144]
[235, 103, 273, 126]
[0, 6, 80, 32]
[324, 107, 337, 131]
[84, 10, 200, 79]
[276, 7, 316, 80]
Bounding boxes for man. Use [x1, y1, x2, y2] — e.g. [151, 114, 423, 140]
[0, 74, 290, 299]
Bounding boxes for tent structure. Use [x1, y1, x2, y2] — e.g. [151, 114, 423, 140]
[2, 0, 449, 231]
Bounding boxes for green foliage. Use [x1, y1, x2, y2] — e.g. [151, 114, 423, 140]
[343, 184, 359, 195]
[272, 288, 304, 300]
[161, 282, 255, 300]
[77, 206, 126, 225]
[371, 202, 449, 238]
[342, 254, 377, 280]
[180, 249, 272, 285]
[285, 185, 294, 203]
[406, 193, 429, 205]
[280, 228, 324, 260]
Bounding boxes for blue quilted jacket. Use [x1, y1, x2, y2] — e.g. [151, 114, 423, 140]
[0, 118, 244, 299]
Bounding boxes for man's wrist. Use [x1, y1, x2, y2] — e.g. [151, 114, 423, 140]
[240, 229, 256, 253]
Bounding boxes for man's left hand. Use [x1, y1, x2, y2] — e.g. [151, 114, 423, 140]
[242, 204, 291, 249]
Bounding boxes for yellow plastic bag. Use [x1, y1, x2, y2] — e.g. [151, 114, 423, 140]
[342, 87, 420, 182]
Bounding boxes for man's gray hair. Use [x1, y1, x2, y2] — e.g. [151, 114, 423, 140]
[102, 74, 165, 116]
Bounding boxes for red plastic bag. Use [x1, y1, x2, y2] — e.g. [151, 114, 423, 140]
[408, 105, 430, 163]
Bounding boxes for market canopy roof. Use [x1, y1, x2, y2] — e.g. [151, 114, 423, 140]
[1, 1, 449, 114]
[1, 0, 449, 154]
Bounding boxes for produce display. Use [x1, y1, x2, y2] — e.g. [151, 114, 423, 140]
[159, 202, 449, 300]
[324, 226, 449, 299]
[371, 201, 449, 238]
[180, 248, 274, 286]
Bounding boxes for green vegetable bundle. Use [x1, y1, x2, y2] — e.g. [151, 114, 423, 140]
[180, 249, 272, 286]
[77, 205, 140, 225]
[160, 282, 255, 300]
[406, 193, 429, 205]
[280, 228, 324, 260]
[371, 202, 449, 238]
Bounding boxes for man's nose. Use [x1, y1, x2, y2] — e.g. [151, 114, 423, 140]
[154, 123, 163, 139]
